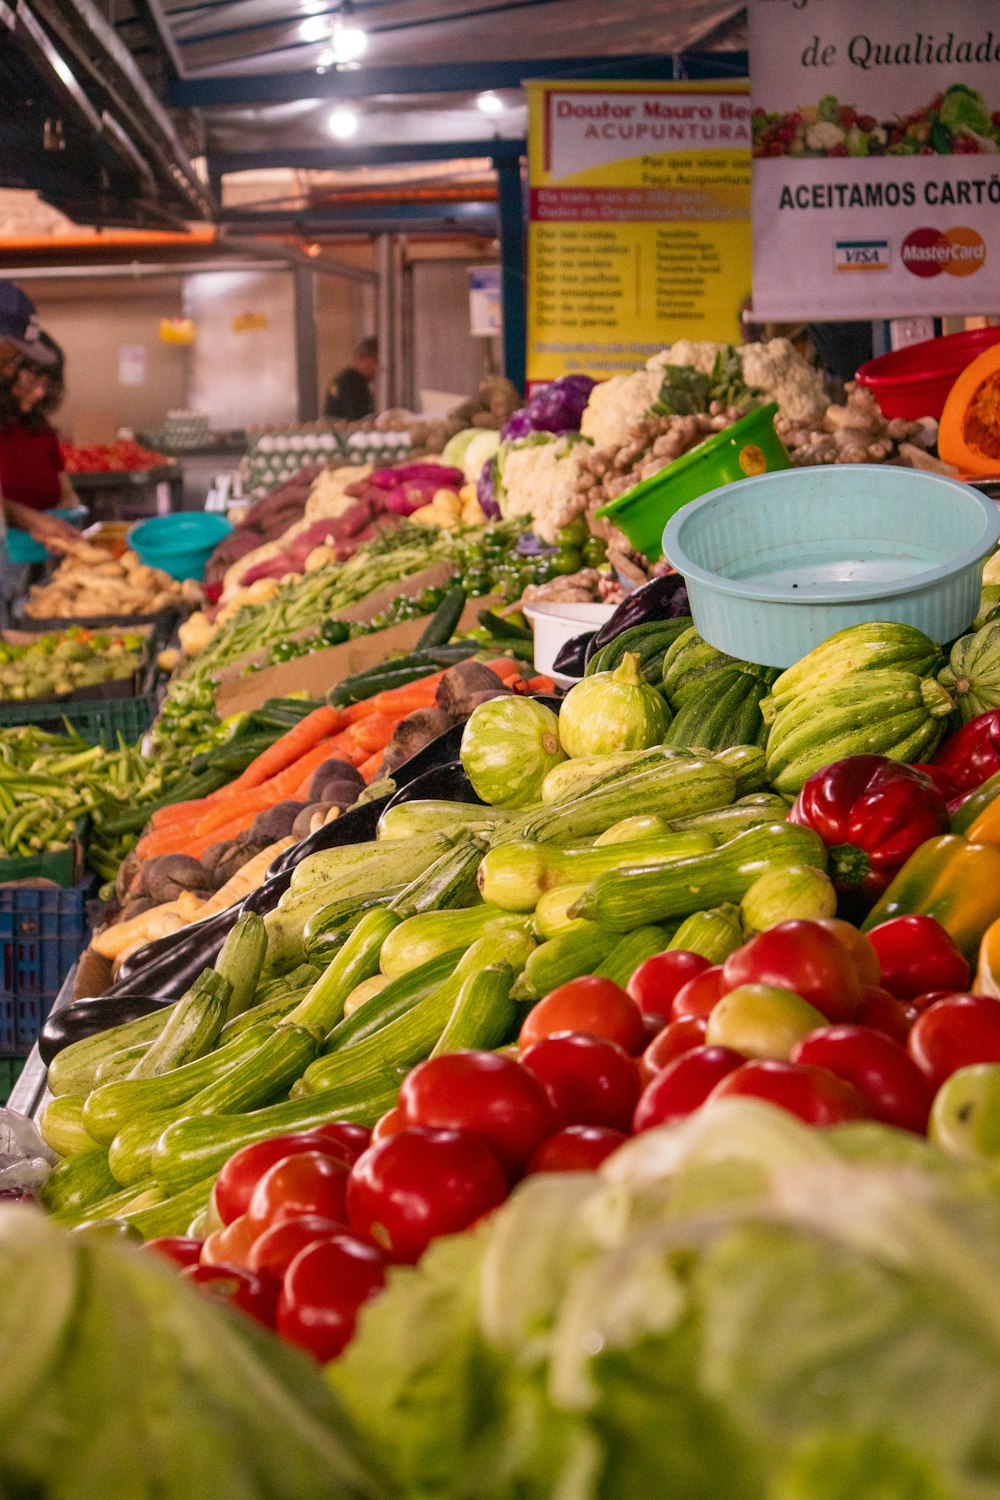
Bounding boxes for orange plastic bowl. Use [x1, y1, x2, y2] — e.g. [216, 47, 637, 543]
[856, 326, 1000, 421]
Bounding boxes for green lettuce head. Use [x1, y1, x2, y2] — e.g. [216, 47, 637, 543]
[939, 84, 991, 137]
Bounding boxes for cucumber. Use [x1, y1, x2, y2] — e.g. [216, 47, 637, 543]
[519, 755, 737, 845]
[38, 1094, 99, 1158]
[213, 911, 268, 1021]
[477, 831, 717, 912]
[82, 1022, 275, 1147]
[740, 864, 836, 933]
[152, 1078, 402, 1196]
[430, 964, 517, 1056]
[510, 924, 611, 1001]
[40, 1149, 118, 1217]
[596, 926, 675, 988]
[416, 584, 466, 648]
[379, 906, 533, 980]
[126, 970, 230, 1081]
[667, 905, 744, 964]
[377, 800, 508, 841]
[286, 907, 401, 1035]
[47, 1008, 171, 1098]
[573, 822, 829, 932]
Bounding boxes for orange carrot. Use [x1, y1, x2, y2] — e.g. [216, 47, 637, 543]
[346, 712, 398, 756]
[342, 700, 379, 725]
[225, 705, 343, 793]
[485, 657, 522, 680]
[523, 674, 556, 694]
[358, 752, 385, 783]
[192, 739, 344, 838]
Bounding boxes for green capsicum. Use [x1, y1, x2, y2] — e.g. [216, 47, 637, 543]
[861, 833, 1000, 962]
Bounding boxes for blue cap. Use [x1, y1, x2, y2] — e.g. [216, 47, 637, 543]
[0, 282, 57, 366]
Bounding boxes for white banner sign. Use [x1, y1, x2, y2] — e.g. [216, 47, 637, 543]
[748, 0, 1000, 318]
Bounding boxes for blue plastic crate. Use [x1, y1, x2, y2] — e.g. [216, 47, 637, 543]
[0, 884, 90, 1055]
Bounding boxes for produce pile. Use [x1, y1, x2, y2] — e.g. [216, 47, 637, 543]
[0, 628, 145, 702]
[24, 544, 196, 621]
[753, 83, 1000, 157]
[59, 438, 170, 473]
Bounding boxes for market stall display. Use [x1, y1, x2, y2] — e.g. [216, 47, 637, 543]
[23, 545, 196, 621]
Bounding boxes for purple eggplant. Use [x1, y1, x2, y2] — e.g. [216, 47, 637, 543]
[584, 575, 690, 665]
[552, 631, 594, 679]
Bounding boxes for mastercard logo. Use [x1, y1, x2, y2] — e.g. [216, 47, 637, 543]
[901, 227, 986, 278]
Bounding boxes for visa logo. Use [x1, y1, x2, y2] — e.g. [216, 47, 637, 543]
[834, 240, 890, 272]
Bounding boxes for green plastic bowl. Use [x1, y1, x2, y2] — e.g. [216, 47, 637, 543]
[595, 403, 790, 559]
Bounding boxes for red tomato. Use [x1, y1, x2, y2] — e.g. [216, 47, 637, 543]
[908, 989, 957, 1014]
[399, 1050, 556, 1173]
[347, 1127, 508, 1263]
[639, 1016, 709, 1084]
[671, 966, 727, 1020]
[524, 1125, 628, 1174]
[791, 1024, 932, 1133]
[518, 977, 646, 1056]
[182, 1263, 279, 1327]
[520, 1032, 640, 1132]
[246, 1151, 350, 1232]
[867, 915, 971, 1000]
[298, 1123, 371, 1164]
[247, 1216, 345, 1280]
[201, 1213, 259, 1268]
[708, 1059, 873, 1126]
[814, 918, 881, 987]
[143, 1236, 203, 1269]
[632, 1045, 744, 1132]
[627, 951, 710, 1020]
[908, 994, 1000, 1090]
[277, 1234, 387, 1362]
[640, 1011, 669, 1043]
[371, 1107, 407, 1142]
[722, 921, 868, 1023]
[214, 1134, 342, 1225]
[856, 986, 917, 1045]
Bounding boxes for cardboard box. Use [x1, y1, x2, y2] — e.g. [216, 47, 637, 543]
[214, 593, 502, 718]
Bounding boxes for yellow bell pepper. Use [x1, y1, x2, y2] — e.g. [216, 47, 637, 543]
[975, 915, 1000, 998]
[965, 793, 1000, 845]
[861, 833, 1000, 963]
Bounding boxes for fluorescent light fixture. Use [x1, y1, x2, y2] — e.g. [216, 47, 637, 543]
[330, 15, 367, 62]
[477, 91, 504, 114]
[299, 14, 329, 40]
[328, 106, 359, 139]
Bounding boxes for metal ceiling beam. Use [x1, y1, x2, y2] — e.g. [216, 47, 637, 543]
[170, 54, 683, 107]
[208, 139, 525, 176]
[219, 201, 498, 233]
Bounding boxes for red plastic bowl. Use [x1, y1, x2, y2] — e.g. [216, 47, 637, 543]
[856, 327, 1000, 421]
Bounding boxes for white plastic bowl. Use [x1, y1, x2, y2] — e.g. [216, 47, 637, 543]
[524, 601, 617, 684]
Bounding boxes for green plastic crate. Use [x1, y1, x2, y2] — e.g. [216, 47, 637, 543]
[0, 1056, 25, 1105]
[0, 692, 153, 746]
[0, 837, 82, 887]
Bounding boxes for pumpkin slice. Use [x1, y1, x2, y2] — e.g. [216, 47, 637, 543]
[939, 343, 1000, 476]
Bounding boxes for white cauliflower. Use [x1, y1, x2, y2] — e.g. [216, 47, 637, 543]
[646, 341, 725, 376]
[740, 338, 828, 425]
[498, 436, 593, 543]
[580, 370, 662, 448]
[805, 119, 846, 152]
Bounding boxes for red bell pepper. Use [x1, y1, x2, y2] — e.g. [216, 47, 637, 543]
[931, 710, 1000, 796]
[789, 755, 949, 900]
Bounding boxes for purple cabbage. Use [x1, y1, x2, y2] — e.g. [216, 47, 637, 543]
[500, 374, 598, 441]
[515, 533, 556, 557]
[477, 458, 501, 519]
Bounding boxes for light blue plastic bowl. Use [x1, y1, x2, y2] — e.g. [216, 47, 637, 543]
[661, 465, 1000, 668]
[127, 512, 233, 582]
[6, 507, 88, 565]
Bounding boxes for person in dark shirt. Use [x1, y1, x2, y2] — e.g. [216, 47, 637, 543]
[324, 337, 378, 421]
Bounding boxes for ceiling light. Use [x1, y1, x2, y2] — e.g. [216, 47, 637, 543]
[477, 91, 504, 115]
[330, 16, 367, 63]
[299, 14, 329, 41]
[328, 106, 359, 139]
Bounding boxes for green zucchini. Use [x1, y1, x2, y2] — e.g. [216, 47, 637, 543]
[510, 924, 611, 1001]
[594, 814, 672, 845]
[572, 822, 829, 932]
[430, 964, 517, 1056]
[40, 1149, 118, 1217]
[126, 970, 230, 1081]
[477, 830, 717, 912]
[376, 800, 508, 841]
[218, 983, 314, 1041]
[390, 831, 485, 919]
[51, 1179, 164, 1229]
[518, 755, 736, 845]
[667, 905, 744, 964]
[82, 1021, 276, 1147]
[152, 1077, 403, 1196]
[214, 911, 268, 1020]
[93, 1042, 151, 1088]
[38, 1094, 99, 1158]
[179, 1024, 320, 1116]
[379, 906, 533, 980]
[533, 883, 595, 940]
[667, 793, 789, 838]
[301, 888, 405, 967]
[596, 925, 675, 988]
[324, 948, 464, 1052]
[740, 863, 836, 933]
[415, 584, 466, 648]
[587, 619, 691, 678]
[715, 745, 769, 796]
[112, 1176, 217, 1241]
[108, 1111, 177, 1186]
[47, 1008, 171, 1098]
[539, 748, 692, 807]
[285, 907, 402, 1035]
[288, 830, 455, 899]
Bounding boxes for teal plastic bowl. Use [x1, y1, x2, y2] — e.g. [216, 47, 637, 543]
[6, 507, 88, 565]
[662, 465, 1000, 668]
[127, 512, 233, 582]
